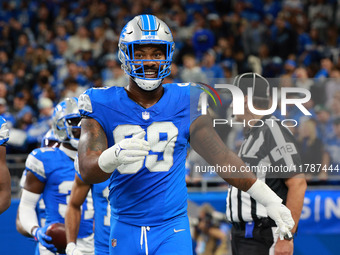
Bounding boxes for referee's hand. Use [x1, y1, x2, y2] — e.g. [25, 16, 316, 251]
[266, 204, 295, 240]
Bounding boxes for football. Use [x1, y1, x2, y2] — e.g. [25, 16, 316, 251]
[46, 223, 67, 254]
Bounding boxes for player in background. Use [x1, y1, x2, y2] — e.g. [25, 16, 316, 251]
[16, 129, 60, 254]
[65, 155, 110, 255]
[0, 116, 10, 214]
[78, 15, 294, 254]
[18, 98, 94, 255]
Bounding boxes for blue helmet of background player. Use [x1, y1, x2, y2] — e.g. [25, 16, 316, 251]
[118, 14, 175, 91]
[41, 129, 60, 148]
[52, 97, 81, 149]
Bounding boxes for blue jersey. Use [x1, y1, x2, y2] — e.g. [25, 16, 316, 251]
[92, 180, 110, 254]
[75, 169, 110, 255]
[25, 146, 93, 238]
[79, 83, 202, 226]
[0, 116, 9, 145]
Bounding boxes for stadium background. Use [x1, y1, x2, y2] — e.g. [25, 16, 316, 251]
[0, 0, 340, 254]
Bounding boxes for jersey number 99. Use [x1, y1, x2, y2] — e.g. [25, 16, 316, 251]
[113, 122, 178, 174]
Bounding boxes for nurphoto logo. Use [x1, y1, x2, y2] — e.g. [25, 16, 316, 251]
[198, 83, 312, 128]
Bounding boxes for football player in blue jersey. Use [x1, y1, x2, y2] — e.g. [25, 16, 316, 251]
[0, 116, 10, 214]
[78, 15, 295, 254]
[16, 129, 59, 255]
[65, 156, 110, 255]
[18, 98, 94, 255]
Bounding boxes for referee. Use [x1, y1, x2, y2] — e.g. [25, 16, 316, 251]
[226, 73, 307, 255]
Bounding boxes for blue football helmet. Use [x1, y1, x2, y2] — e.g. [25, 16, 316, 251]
[118, 14, 175, 91]
[41, 129, 60, 148]
[52, 97, 81, 149]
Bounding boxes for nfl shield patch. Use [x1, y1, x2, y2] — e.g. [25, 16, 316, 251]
[142, 111, 150, 120]
[111, 238, 117, 248]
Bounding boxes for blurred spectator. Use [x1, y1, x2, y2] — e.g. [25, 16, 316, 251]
[0, 51, 11, 71]
[101, 54, 119, 83]
[31, 45, 51, 74]
[308, 0, 333, 42]
[193, 203, 229, 255]
[26, 97, 53, 148]
[14, 33, 30, 58]
[164, 63, 181, 84]
[64, 61, 88, 87]
[192, 28, 215, 61]
[16, 105, 34, 132]
[61, 77, 87, 99]
[201, 49, 225, 85]
[104, 66, 128, 87]
[31, 3, 53, 35]
[330, 92, 340, 118]
[325, 67, 340, 105]
[241, 15, 266, 57]
[279, 73, 294, 88]
[91, 23, 106, 59]
[207, 13, 225, 43]
[270, 14, 297, 59]
[315, 56, 333, 80]
[323, 117, 340, 180]
[180, 54, 208, 84]
[67, 25, 91, 57]
[32, 69, 55, 101]
[297, 119, 325, 180]
[315, 104, 334, 143]
[283, 59, 297, 75]
[10, 93, 27, 119]
[0, 82, 8, 100]
[294, 67, 314, 90]
[3, 69, 21, 105]
[36, 21, 51, 46]
[54, 22, 69, 41]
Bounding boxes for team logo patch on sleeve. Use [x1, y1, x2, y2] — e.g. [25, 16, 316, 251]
[79, 94, 93, 113]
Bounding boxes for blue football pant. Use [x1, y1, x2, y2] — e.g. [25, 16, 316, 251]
[109, 215, 193, 254]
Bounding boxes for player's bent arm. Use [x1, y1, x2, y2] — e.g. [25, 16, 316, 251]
[20, 172, 57, 252]
[78, 117, 111, 184]
[190, 115, 295, 237]
[0, 146, 11, 214]
[189, 115, 256, 191]
[19, 172, 45, 235]
[65, 174, 91, 244]
[284, 174, 307, 234]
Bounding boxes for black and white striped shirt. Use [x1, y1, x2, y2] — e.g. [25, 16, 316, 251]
[226, 115, 301, 223]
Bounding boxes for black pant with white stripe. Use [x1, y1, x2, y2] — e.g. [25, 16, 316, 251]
[231, 219, 275, 255]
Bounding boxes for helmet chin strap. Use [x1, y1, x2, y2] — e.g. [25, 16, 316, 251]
[133, 77, 163, 91]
